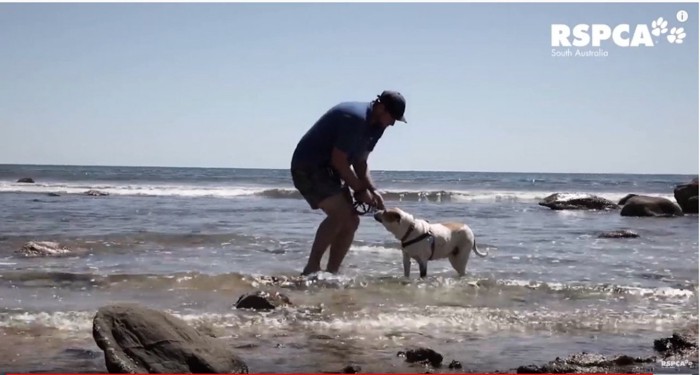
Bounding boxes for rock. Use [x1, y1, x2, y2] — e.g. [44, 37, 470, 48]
[341, 365, 362, 373]
[448, 360, 462, 369]
[47, 192, 61, 197]
[17, 177, 35, 183]
[516, 352, 655, 373]
[654, 325, 698, 362]
[515, 326, 699, 374]
[538, 193, 619, 210]
[234, 290, 291, 311]
[320, 365, 362, 374]
[598, 230, 639, 238]
[16, 241, 71, 257]
[398, 347, 443, 368]
[85, 190, 109, 196]
[92, 303, 248, 373]
[674, 178, 698, 214]
[618, 194, 684, 217]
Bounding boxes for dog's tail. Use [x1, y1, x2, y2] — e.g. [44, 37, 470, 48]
[472, 238, 489, 257]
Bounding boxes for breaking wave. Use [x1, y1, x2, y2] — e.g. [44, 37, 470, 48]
[0, 181, 675, 203]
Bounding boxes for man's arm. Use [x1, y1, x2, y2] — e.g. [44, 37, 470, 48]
[331, 147, 368, 192]
[353, 154, 384, 209]
[352, 157, 375, 192]
[331, 114, 372, 192]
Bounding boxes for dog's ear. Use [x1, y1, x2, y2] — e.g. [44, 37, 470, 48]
[386, 211, 401, 223]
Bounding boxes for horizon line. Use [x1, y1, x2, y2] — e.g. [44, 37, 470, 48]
[0, 162, 697, 177]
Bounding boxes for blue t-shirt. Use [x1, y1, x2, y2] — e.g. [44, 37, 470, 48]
[291, 101, 385, 169]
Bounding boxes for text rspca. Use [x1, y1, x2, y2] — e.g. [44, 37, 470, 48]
[551, 24, 655, 47]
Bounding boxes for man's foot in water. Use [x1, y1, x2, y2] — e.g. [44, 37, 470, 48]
[301, 265, 322, 276]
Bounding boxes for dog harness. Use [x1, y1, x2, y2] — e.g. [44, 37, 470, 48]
[400, 223, 437, 260]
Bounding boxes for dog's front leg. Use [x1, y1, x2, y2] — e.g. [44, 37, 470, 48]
[418, 260, 427, 278]
[402, 252, 411, 278]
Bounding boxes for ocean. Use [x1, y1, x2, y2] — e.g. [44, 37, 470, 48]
[0, 164, 697, 373]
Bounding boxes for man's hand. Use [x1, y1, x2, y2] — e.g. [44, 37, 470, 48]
[371, 190, 385, 210]
[354, 189, 374, 206]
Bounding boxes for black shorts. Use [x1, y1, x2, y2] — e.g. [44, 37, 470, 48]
[291, 166, 350, 209]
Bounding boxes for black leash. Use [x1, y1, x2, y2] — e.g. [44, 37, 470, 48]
[352, 200, 377, 216]
[350, 188, 379, 216]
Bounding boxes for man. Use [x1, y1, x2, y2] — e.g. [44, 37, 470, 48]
[290, 90, 407, 275]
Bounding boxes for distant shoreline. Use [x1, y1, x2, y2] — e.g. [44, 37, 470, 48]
[0, 163, 697, 177]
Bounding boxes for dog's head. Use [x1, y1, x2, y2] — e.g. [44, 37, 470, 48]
[373, 207, 415, 238]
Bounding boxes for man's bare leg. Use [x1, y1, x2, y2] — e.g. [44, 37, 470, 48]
[301, 193, 351, 275]
[326, 214, 359, 274]
[301, 216, 341, 275]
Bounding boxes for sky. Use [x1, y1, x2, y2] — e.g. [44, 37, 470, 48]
[0, 2, 698, 174]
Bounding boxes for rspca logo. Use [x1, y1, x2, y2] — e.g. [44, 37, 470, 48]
[551, 12, 688, 58]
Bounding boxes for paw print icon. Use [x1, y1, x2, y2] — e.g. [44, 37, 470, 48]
[667, 27, 686, 44]
[651, 17, 669, 36]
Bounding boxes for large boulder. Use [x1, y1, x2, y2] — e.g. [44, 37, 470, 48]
[92, 303, 248, 374]
[618, 194, 684, 217]
[674, 178, 698, 214]
[17, 177, 35, 183]
[538, 193, 619, 210]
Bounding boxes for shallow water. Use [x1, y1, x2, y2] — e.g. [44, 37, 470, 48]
[0, 165, 697, 372]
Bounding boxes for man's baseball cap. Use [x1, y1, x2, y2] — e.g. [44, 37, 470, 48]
[377, 90, 407, 123]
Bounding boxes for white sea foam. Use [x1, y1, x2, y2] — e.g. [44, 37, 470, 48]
[350, 245, 398, 255]
[0, 311, 94, 331]
[496, 279, 697, 299]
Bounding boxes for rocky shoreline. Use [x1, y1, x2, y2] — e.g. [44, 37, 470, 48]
[538, 178, 698, 217]
[89, 293, 698, 374]
[537, 177, 698, 217]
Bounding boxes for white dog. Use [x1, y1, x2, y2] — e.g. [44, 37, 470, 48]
[373, 207, 488, 278]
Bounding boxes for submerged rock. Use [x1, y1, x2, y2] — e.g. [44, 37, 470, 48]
[92, 303, 248, 373]
[319, 365, 362, 374]
[598, 230, 639, 238]
[398, 347, 443, 368]
[85, 190, 109, 196]
[234, 290, 292, 311]
[341, 365, 362, 373]
[16, 241, 71, 257]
